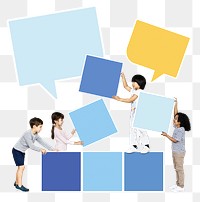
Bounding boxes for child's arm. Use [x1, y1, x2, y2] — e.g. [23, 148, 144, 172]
[161, 132, 178, 143]
[174, 98, 178, 116]
[74, 141, 84, 145]
[36, 136, 54, 151]
[65, 129, 76, 140]
[112, 94, 138, 103]
[121, 72, 132, 92]
[65, 130, 83, 146]
[41, 149, 47, 154]
[24, 133, 46, 152]
[57, 135, 74, 145]
[57, 134, 83, 146]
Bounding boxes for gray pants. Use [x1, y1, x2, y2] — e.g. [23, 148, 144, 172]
[172, 152, 185, 188]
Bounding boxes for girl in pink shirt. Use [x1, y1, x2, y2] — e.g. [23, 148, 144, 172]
[51, 112, 83, 151]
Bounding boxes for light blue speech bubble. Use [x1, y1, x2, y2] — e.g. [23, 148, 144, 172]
[133, 92, 174, 133]
[9, 8, 103, 98]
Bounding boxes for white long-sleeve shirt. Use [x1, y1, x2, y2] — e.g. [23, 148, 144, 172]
[54, 127, 74, 151]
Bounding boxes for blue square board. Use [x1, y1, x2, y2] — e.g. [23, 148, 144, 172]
[83, 152, 122, 191]
[133, 92, 174, 133]
[125, 152, 163, 191]
[42, 152, 81, 191]
[79, 55, 122, 98]
[69, 99, 117, 146]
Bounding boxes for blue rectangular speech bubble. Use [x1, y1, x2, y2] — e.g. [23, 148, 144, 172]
[79, 55, 122, 98]
[69, 99, 117, 146]
[133, 92, 174, 133]
[9, 8, 103, 98]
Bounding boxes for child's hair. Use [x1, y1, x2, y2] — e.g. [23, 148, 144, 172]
[132, 74, 146, 90]
[29, 117, 43, 128]
[51, 112, 64, 139]
[176, 112, 191, 131]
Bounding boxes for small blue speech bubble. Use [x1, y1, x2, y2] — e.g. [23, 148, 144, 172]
[9, 8, 103, 98]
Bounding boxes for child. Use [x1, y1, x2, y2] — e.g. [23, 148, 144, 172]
[112, 73, 150, 153]
[51, 112, 83, 151]
[161, 98, 191, 192]
[12, 117, 55, 192]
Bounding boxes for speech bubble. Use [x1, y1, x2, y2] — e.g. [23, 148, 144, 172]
[9, 8, 103, 98]
[127, 20, 190, 81]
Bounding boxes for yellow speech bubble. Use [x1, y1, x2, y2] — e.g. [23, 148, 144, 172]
[127, 20, 190, 81]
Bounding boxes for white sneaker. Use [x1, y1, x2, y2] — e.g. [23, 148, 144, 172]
[126, 147, 138, 153]
[140, 146, 150, 154]
[169, 185, 177, 190]
[171, 186, 184, 192]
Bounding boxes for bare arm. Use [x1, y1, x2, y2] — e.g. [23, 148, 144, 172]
[121, 72, 132, 92]
[74, 141, 84, 145]
[161, 132, 178, 143]
[174, 98, 178, 116]
[112, 94, 138, 103]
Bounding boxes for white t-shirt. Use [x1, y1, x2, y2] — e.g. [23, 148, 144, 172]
[130, 88, 142, 111]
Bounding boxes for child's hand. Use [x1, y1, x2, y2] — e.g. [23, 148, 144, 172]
[78, 141, 84, 145]
[121, 72, 125, 78]
[75, 141, 84, 145]
[112, 96, 120, 101]
[53, 149, 59, 152]
[161, 132, 167, 136]
[41, 149, 47, 154]
[71, 129, 76, 135]
[174, 97, 177, 103]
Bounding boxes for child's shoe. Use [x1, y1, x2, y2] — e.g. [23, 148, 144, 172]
[140, 146, 150, 154]
[16, 185, 29, 192]
[169, 184, 177, 190]
[126, 147, 138, 153]
[14, 181, 17, 187]
[171, 186, 184, 192]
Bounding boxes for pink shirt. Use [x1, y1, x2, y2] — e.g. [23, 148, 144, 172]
[54, 127, 74, 151]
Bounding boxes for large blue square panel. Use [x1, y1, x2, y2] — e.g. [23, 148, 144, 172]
[125, 152, 163, 191]
[83, 152, 122, 191]
[42, 152, 81, 191]
[79, 55, 122, 98]
[69, 99, 117, 146]
[133, 92, 174, 133]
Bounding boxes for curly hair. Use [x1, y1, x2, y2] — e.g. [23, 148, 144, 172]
[176, 112, 191, 131]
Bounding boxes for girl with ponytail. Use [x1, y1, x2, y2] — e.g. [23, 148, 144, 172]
[51, 112, 83, 151]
